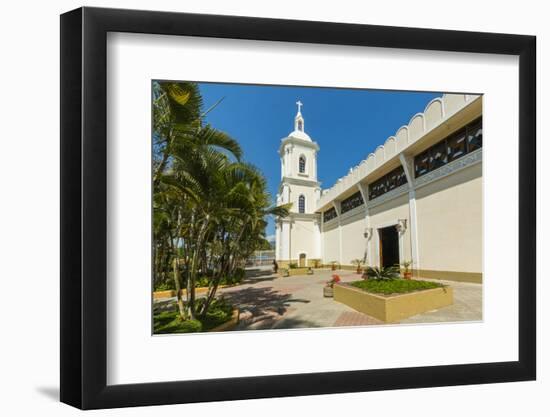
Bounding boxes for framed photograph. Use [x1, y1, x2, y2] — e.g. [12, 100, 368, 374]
[60, 6, 536, 409]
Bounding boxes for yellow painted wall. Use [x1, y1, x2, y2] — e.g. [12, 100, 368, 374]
[323, 221, 340, 263]
[340, 209, 367, 265]
[415, 163, 482, 273]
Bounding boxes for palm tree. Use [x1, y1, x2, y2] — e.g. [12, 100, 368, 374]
[153, 81, 290, 323]
[153, 82, 242, 188]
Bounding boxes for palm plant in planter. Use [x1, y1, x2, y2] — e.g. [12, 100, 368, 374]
[351, 258, 364, 274]
[324, 274, 341, 297]
[401, 260, 413, 279]
[364, 265, 400, 280]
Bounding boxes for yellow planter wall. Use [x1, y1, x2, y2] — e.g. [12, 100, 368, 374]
[333, 283, 453, 322]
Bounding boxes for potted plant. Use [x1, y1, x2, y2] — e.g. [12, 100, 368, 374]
[324, 274, 341, 297]
[401, 260, 413, 280]
[330, 260, 338, 271]
[351, 258, 364, 274]
[307, 267, 314, 275]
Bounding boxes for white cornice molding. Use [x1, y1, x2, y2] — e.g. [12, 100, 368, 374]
[287, 212, 321, 221]
[280, 176, 321, 188]
[279, 136, 320, 154]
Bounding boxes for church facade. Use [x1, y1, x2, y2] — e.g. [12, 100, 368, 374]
[275, 94, 483, 283]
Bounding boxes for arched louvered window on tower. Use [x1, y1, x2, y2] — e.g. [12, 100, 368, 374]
[298, 195, 306, 213]
[299, 155, 306, 173]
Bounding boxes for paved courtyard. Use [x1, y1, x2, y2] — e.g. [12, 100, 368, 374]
[154, 266, 482, 330]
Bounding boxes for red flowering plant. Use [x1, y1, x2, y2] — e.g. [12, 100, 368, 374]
[326, 274, 341, 288]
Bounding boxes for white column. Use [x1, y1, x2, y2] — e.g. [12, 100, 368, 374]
[397, 224, 405, 265]
[399, 153, 420, 272]
[275, 222, 281, 260]
[287, 220, 292, 261]
[332, 200, 342, 265]
[408, 196, 419, 270]
[285, 145, 293, 177]
[374, 230, 380, 268]
[283, 184, 290, 204]
[314, 219, 322, 259]
[357, 182, 371, 266]
[280, 220, 291, 261]
[313, 152, 318, 180]
[320, 213, 325, 263]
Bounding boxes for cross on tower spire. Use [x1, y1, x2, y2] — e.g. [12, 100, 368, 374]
[294, 100, 305, 132]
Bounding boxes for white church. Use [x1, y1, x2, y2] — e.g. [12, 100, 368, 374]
[275, 94, 483, 283]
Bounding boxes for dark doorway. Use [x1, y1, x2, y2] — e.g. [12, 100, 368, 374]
[379, 226, 399, 268]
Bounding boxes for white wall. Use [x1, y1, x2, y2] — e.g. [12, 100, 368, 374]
[416, 163, 482, 273]
[288, 145, 318, 180]
[0, 1, 546, 417]
[287, 183, 318, 213]
[290, 219, 320, 260]
[323, 221, 340, 262]
[340, 209, 367, 265]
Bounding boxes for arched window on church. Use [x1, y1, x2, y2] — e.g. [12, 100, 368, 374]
[299, 155, 306, 174]
[298, 195, 306, 213]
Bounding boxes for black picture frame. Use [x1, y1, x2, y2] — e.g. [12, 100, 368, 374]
[60, 6, 536, 410]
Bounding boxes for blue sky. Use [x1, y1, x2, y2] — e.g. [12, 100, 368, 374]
[198, 82, 441, 238]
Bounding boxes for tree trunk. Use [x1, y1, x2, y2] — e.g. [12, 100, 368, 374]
[187, 216, 210, 320]
[152, 128, 173, 188]
[173, 258, 186, 320]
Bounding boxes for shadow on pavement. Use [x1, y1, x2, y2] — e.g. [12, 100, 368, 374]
[242, 267, 277, 284]
[222, 286, 311, 330]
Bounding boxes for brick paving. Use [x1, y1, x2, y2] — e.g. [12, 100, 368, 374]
[334, 311, 383, 326]
[154, 266, 482, 330]
[218, 267, 371, 330]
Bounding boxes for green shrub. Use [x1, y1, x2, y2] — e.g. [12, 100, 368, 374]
[198, 298, 233, 331]
[289, 262, 298, 269]
[220, 269, 245, 285]
[205, 309, 228, 322]
[153, 312, 204, 334]
[364, 265, 400, 280]
[233, 267, 245, 280]
[178, 319, 203, 333]
[153, 297, 234, 334]
[196, 276, 210, 287]
[154, 280, 175, 292]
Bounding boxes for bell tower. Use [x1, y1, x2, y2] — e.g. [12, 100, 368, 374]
[275, 101, 322, 266]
